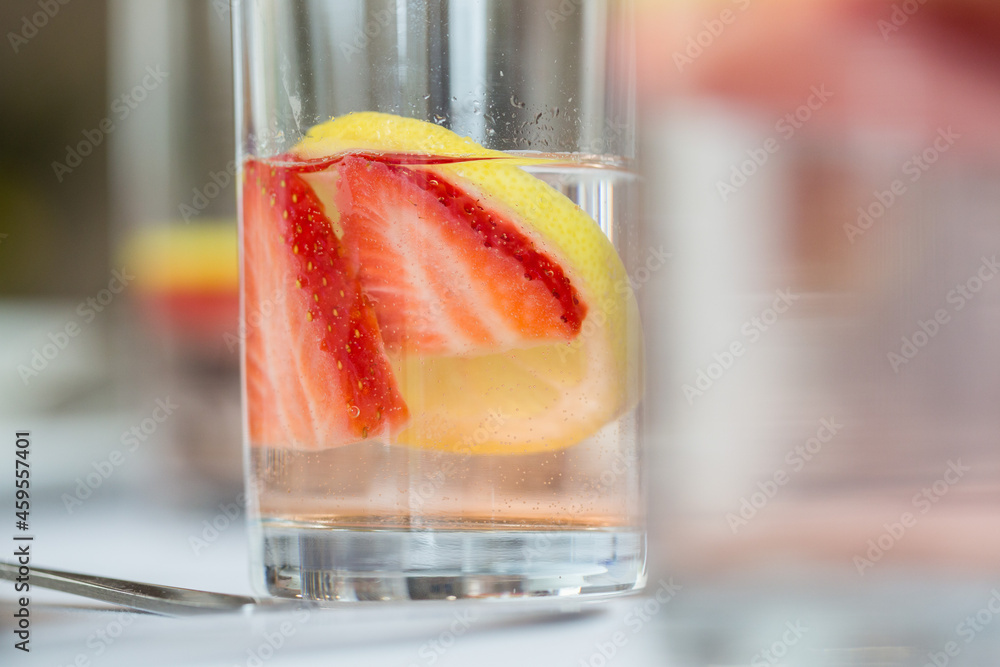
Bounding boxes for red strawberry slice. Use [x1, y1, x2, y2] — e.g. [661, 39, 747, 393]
[243, 160, 407, 449]
[303, 156, 586, 356]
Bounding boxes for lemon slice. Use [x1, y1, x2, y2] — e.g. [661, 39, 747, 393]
[294, 112, 641, 454]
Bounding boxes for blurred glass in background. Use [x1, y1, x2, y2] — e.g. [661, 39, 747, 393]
[0, 0, 241, 509]
[110, 0, 240, 492]
[638, 0, 1000, 585]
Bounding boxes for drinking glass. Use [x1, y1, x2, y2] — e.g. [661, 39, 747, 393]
[234, 0, 644, 601]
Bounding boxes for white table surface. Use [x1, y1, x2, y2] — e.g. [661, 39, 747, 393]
[0, 493, 670, 667]
[5, 490, 1000, 667]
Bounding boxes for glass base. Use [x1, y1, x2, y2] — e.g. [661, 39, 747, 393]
[255, 521, 646, 602]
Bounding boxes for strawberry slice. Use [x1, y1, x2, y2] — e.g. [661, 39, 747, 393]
[303, 156, 586, 355]
[243, 160, 407, 449]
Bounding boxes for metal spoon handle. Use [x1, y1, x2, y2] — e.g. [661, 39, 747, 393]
[0, 560, 274, 616]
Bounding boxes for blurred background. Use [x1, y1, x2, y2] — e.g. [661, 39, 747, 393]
[3, 0, 1000, 664]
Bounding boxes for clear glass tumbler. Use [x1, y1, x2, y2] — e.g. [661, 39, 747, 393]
[234, 0, 644, 601]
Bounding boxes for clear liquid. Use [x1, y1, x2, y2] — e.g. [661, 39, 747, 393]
[246, 158, 645, 599]
[252, 409, 639, 528]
